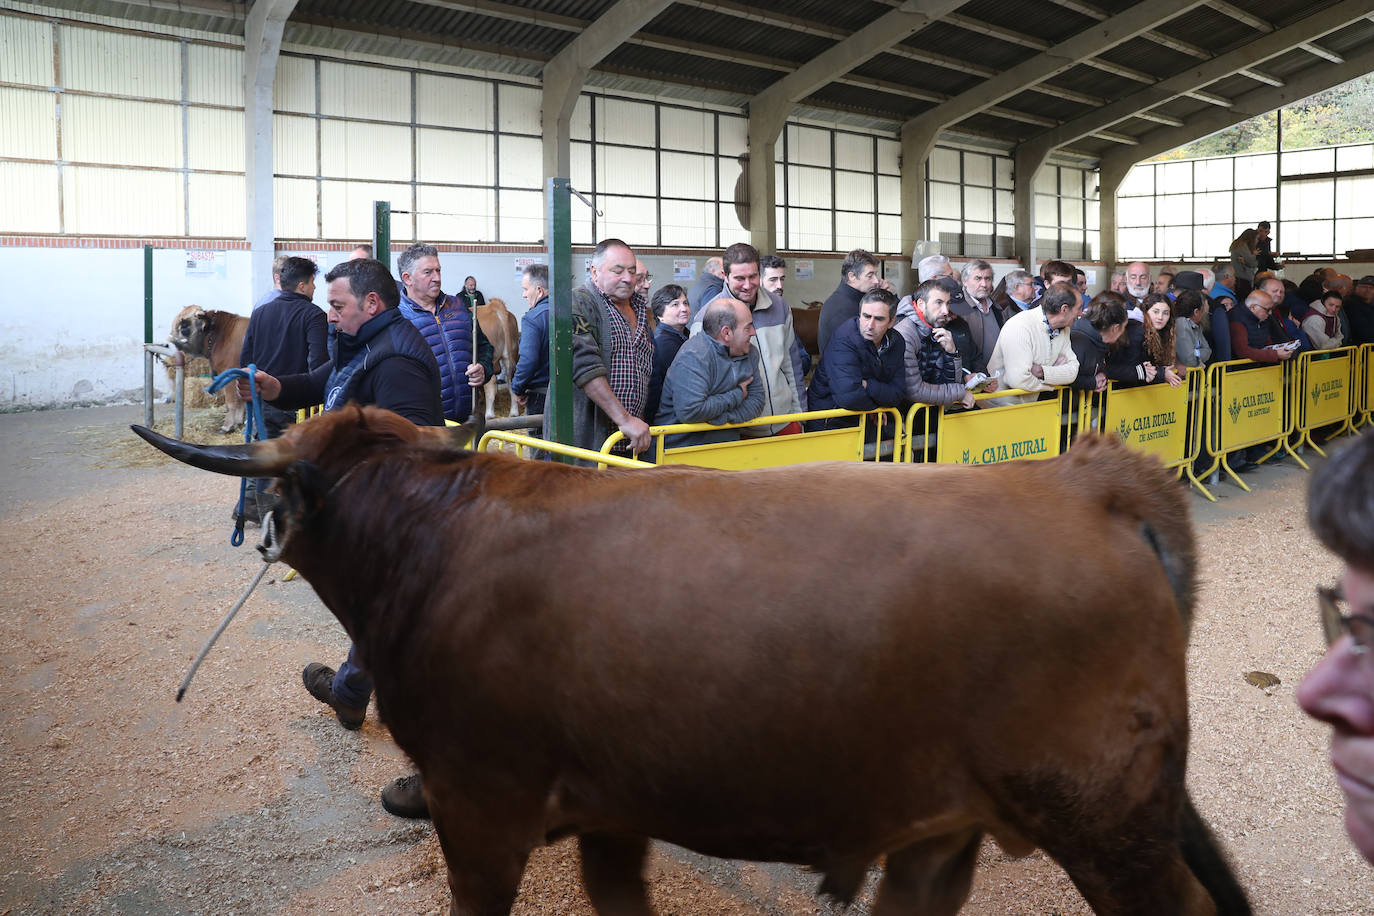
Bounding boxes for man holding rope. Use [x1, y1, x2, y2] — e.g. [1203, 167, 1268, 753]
[237, 256, 442, 820]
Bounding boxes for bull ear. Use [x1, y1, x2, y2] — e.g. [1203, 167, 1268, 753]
[277, 459, 330, 522]
[130, 425, 296, 477]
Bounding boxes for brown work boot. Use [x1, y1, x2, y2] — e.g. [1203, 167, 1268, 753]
[380, 772, 430, 819]
[301, 663, 365, 730]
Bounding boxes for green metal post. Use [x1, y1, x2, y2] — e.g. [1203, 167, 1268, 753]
[373, 201, 391, 267]
[545, 178, 574, 457]
[143, 244, 153, 344]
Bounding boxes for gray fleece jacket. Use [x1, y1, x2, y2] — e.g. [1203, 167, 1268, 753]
[655, 332, 765, 448]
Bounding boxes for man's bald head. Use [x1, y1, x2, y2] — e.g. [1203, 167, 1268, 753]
[705, 256, 724, 279]
[703, 297, 755, 356]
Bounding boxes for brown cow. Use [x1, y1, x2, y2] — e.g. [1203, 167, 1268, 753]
[166, 305, 250, 432]
[792, 302, 821, 357]
[132, 411, 1250, 916]
[475, 298, 521, 419]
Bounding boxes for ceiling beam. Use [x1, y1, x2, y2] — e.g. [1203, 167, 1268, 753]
[1134, 110, 1185, 127]
[1183, 88, 1233, 106]
[901, 0, 1208, 137]
[1100, 43, 1374, 174]
[1238, 67, 1284, 87]
[1299, 42, 1345, 63]
[1091, 129, 1138, 145]
[1041, 0, 1210, 57]
[1014, 0, 1374, 171]
[1206, 0, 1273, 33]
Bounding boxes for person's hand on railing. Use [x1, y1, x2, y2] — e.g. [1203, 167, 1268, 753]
[1094, 371, 1108, 393]
[620, 416, 651, 455]
[1163, 366, 1183, 388]
[1142, 361, 1158, 383]
[1276, 347, 1295, 361]
[959, 390, 977, 410]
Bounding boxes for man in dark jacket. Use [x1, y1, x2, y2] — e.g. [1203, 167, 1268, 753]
[655, 298, 765, 448]
[1070, 293, 1128, 392]
[237, 255, 329, 522]
[396, 243, 493, 423]
[817, 249, 881, 356]
[807, 288, 906, 430]
[238, 257, 444, 821]
[511, 262, 550, 418]
[687, 256, 725, 316]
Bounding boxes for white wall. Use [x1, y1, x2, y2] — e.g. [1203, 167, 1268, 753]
[0, 245, 546, 410]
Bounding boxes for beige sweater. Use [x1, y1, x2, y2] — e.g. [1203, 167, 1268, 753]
[986, 305, 1079, 405]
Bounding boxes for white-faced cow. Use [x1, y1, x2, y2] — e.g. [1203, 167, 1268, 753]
[166, 305, 250, 432]
[475, 298, 521, 419]
[133, 408, 1250, 916]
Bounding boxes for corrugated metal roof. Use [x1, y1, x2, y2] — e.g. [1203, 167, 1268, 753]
[22, 0, 1368, 171]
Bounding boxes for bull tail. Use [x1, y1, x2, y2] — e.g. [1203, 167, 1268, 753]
[1179, 794, 1251, 915]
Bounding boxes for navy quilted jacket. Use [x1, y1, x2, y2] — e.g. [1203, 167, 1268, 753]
[398, 290, 494, 422]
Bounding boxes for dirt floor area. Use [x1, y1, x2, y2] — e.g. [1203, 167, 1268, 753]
[1, 403, 1370, 914]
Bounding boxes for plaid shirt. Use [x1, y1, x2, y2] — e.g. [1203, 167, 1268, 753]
[598, 289, 654, 422]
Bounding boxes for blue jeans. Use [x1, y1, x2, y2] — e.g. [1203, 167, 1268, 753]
[331, 644, 373, 708]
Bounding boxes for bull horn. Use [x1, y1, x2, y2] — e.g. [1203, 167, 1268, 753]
[131, 425, 295, 477]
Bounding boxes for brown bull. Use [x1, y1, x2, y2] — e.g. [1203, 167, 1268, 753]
[132, 410, 1250, 916]
[475, 298, 520, 419]
[792, 303, 821, 356]
[166, 305, 250, 432]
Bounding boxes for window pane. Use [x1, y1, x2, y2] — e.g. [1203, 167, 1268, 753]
[929, 182, 961, 218]
[963, 186, 993, 222]
[835, 133, 874, 172]
[1234, 154, 1275, 188]
[1159, 161, 1192, 194]
[1119, 164, 1154, 197]
[964, 153, 992, 187]
[929, 147, 960, 182]
[836, 170, 874, 211]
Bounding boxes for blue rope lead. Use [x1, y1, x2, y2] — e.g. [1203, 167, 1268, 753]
[207, 365, 265, 547]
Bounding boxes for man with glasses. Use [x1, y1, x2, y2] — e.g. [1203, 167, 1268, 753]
[1298, 432, 1374, 865]
[1228, 289, 1294, 364]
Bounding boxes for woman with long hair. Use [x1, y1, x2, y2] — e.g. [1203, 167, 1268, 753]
[1141, 293, 1184, 387]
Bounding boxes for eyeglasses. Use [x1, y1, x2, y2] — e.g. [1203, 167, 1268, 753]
[1253, 304, 1274, 315]
[1318, 584, 1374, 655]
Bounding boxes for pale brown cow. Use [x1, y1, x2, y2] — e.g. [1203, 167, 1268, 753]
[133, 411, 1250, 916]
[475, 298, 521, 418]
[166, 305, 250, 432]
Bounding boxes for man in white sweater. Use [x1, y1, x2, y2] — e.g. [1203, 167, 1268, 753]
[987, 281, 1082, 405]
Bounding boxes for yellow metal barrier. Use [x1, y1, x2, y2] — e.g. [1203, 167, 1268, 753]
[600, 408, 903, 469]
[1196, 358, 1301, 494]
[903, 387, 1070, 465]
[1078, 369, 1207, 494]
[477, 430, 653, 469]
[1356, 343, 1374, 430]
[1294, 346, 1356, 455]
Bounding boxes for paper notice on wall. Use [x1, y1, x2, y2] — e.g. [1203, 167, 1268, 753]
[1084, 270, 1097, 286]
[795, 259, 814, 280]
[673, 259, 696, 282]
[185, 249, 226, 279]
[514, 256, 541, 281]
